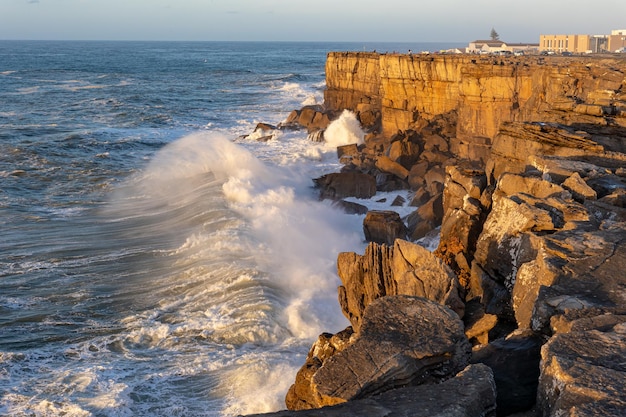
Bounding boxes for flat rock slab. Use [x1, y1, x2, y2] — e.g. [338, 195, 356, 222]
[538, 323, 626, 416]
[313, 295, 471, 406]
[247, 364, 496, 417]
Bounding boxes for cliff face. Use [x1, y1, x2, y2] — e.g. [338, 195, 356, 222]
[278, 53, 626, 417]
[325, 53, 626, 161]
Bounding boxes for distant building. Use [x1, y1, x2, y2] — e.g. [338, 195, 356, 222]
[608, 30, 626, 52]
[467, 40, 507, 54]
[467, 40, 538, 54]
[540, 30, 626, 53]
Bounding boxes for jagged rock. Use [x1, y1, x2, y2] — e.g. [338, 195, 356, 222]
[529, 221, 626, 334]
[550, 308, 626, 334]
[285, 328, 355, 410]
[299, 106, 331, 132]
[256, 364, 496, 417]
[337, 143, 359, 159]
[313, 172, 376, 200]
[463, 299, 498, 345]
[363, 210, 406, 245]
[390, 195, 406, 207]
[537, 324, 626, 416]
[330, 199, 369, 215]
[437, 165, 488, 281]
[307, 130, 325, 142]
[407, 160, 429, 190]
[337, 240, 464, 332]
[375, 155, 409, 180]
[288, 295, 471, 409]
[408, 186, 430, 207]
[471, 331, 543, 416]
[388, 137, 421, 169]
[562, 172, 597, 202]
[497, 173, 569, 200]
[405, 191, 444, 241]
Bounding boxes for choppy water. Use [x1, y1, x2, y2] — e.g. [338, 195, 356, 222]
[0, 40, 457, 416]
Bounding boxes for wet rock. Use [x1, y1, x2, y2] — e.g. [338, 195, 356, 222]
[287, 295, 471, 410]
[337, 240, 464, 332]
[538, 324, 626, 416]
[313, 172, 377, 200]
[363, 210, 406, 245]
[258, 364, 496, 417]
[330, 199, 369, 215]
[471, 331, 543, 416]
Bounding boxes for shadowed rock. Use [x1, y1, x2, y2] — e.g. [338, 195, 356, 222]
[313, 172, 376, 200]
[287, 295, 472, 410]
[254, 364, 496, 417]
[538, 323, 626, 416]
[337, 240, 464, 332]
[363, 210, 407, 245]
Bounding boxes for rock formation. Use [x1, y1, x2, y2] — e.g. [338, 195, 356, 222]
[247, 53, 626, 417]
[286, 295, 472, 410]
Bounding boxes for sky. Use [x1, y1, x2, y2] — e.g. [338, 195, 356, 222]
[1, 0, 625, 43]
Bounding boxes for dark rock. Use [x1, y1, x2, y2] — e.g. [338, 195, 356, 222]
[289, 295, 472, 409]
[307, 130, 325, 142]
[286, 328, 354, 410]
[331, 200, 369, 215]
[363, 210, 406, 245]
[388, 138, 421, 169]
[337, 240, 464, 332]
[256, 364, 496, 417]
[391, 195, 406, 206]
[471, 331, 543, 416]
[538, 324, 626, 417]
[337, 143, 359, 159]
[313, 172, 377, 200]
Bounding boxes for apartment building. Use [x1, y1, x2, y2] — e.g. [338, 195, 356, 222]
[540, 29, 626, 53]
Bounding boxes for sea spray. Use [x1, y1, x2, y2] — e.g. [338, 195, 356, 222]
[322, 110, 365, 149]
[102, 132, 363, 414]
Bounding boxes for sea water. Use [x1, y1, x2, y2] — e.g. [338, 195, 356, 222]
[0, 41, 457, 416]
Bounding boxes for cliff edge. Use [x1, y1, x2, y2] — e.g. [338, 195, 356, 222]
[248, 53, 626, 417]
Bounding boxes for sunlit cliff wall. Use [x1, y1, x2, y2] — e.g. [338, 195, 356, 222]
[324, 52, 626, 161]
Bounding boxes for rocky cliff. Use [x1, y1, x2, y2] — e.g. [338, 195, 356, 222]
[325, 52, 626, 163]
[251, 53, 626, 417]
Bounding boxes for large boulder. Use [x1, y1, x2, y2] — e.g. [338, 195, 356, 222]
[337, 240, 464, 332]
[313, 172, 376, 200]
[255, 364, 496, 417]
[287, 295, 472, 410]
[538, 324, 626, 416]
[471, 331, 543, 416]
[363, 210, 407, 245]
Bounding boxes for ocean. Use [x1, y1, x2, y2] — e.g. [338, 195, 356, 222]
[0, 40, 457, 416]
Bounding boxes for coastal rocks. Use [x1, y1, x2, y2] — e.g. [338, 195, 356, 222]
[435, 162, 490, 281]
[285, 328, 355, 410]
[324, 53, 626, 144]
[471, 331, 543, 416]
[313, 172, 376, 200]
[282, 105, 333, 133]
[255, 364, 496, 417]
[537, 324, 626, 416]
[362, 210, 406, 245]
[273, 52, 626, 417]
[286, 295, 472, 410]
[337, 240, 464, 332]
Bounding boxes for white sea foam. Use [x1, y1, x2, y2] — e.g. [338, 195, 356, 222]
[322, 109, 365, 149]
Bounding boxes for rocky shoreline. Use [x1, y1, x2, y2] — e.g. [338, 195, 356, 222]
[244, 53, 625, 416]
